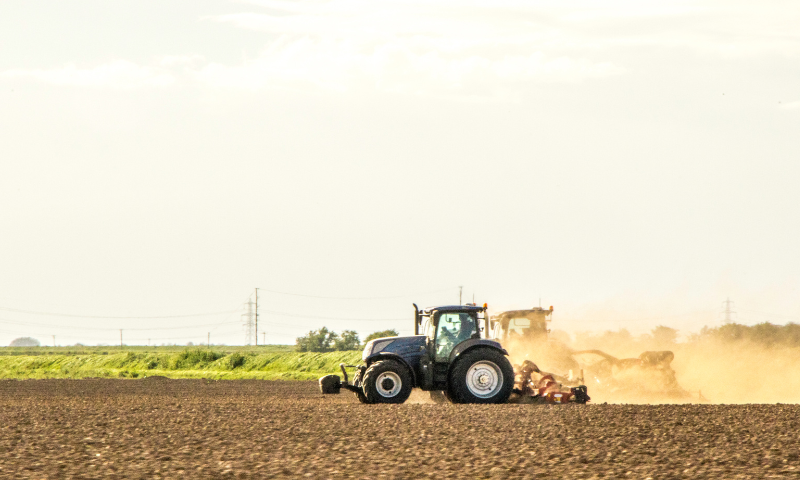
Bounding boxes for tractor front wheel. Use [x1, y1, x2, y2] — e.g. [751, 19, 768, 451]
[447, 349, 514, 404]
[351, 367, 370, 404]
[362, 359, 413, 404]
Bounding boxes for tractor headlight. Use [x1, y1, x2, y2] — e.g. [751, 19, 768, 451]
[362, 340, 375, 361]
[361, 338, 395, 361]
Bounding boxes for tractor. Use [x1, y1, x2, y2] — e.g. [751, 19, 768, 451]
[319, 303, 589, 404]
[320, 303, 514, 404]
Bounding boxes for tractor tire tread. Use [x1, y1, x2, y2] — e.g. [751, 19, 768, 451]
[447, 348, 514, 404]
[362, 359, 413, 404]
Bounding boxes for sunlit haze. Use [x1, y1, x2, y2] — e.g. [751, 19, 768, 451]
[1, 0, 798, 346]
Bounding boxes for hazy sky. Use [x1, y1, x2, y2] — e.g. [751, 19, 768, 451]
[1, 0, 798, 346]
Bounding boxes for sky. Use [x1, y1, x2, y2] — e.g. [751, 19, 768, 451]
[0, 0, 798, 346]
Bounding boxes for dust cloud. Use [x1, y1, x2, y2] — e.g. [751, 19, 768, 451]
[507, 327, 800, 404]
[670, 340, 800, 404]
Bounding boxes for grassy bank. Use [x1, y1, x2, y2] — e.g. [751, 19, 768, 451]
[0, 349, 363, 380]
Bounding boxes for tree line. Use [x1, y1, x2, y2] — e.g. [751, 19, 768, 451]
[573, 322, 800, 349]
[693, 322, 800, 347]
[295, 328, 399, 352]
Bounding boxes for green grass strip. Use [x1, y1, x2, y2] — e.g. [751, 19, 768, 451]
[0, 349, 363, 380]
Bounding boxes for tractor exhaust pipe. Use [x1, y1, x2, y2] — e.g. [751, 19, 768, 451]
[483, 303, 489, 339]
[413, 303, 420, 335]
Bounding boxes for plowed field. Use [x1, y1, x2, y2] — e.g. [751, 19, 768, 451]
[0, 379, 797, 479]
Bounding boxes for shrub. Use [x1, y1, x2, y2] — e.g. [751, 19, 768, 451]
[333, 330, 361, 351]
[296, 327, 337, 352]
[171, 349, 224, 369]
[364, 330, 399, 343]
[9, 337, 40, 347]
[227, 352, 246, 369]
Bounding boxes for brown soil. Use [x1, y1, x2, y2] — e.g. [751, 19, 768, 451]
[1, 379, 798, 479]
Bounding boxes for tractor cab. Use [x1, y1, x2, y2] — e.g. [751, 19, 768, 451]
[417, 304, 485, 362]
[490, 306, 553, 343]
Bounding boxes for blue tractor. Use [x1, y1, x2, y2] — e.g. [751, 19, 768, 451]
[319, 303, 515, 404]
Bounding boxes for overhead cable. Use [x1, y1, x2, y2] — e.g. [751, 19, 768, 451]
[737, 309, 800, 321]
[0, 306, 240, 319]
[259, 308, 406, 322]
[254, 286, 456, 300]
[0, 317, 242, 331]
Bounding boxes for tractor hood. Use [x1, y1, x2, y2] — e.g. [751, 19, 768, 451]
[362, 335, 426, 361]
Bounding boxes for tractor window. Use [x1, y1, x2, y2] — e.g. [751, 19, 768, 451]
[505, 316, 548, 339]
[508, 318, 531, 336]
[434, 313, 477, 362]
[492, 322, 503, 340]
[423, 317, 434, 338]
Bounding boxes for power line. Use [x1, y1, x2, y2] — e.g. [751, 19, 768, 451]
[0, 316, 242, 331]
[253, 286, 457, 300]
[557, 309, 715, 325]
[0, 306, 240, 319]
[259, 308, 407, 322]
[737, 308, 800, 321]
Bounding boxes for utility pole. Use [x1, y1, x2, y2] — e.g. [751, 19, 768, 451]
[208, 332, 210, 349]
[255, 288, 259, 346]
[52, 335, 55, 347]
[120, 329, 123, 348]
[723, 298, 736, 324]
[459, 286, 463, 305]
[262, 332, 266, 345]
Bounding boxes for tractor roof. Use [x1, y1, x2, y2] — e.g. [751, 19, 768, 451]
[421, 305, 485, 315]
[493, 308, 552, 320]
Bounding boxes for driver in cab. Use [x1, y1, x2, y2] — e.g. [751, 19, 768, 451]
[441, 313, 476, 345]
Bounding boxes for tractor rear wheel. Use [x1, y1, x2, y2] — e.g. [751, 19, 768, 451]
[362, 359, 413, 404]
[447, 348, 514, 404]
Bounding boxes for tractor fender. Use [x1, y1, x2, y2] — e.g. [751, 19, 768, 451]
[363, 353, 419, 387]
[448, 339, 509, 364]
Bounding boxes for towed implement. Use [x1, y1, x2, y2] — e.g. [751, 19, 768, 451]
[491, 306, 688, 400]
[319, 303, 589, 404]
[512, 359, 590, 404]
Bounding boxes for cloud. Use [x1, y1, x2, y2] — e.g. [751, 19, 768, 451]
[2, 60, 176, 89]
[779, 101, 800, 111]
[5, 0, 797, 100]
[194, 37, 623, 99]
[159, 54, 205, 67]
[199, 1, 634, 97]
[224, 0, 800, 58]
[197, 0, 799, 97]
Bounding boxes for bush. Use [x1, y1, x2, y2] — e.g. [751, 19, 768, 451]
[9, 337, 40, 347]
[296, 328, 366, 352]
[651, 325, 678, 345]
[698, 322, 800, 347]
[333, 330, 360, 351]
[296, 327, 337, 352]
[227, 352, 246, 369]
[170, 349, 224, 369]
[364, 330, 399, 343]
